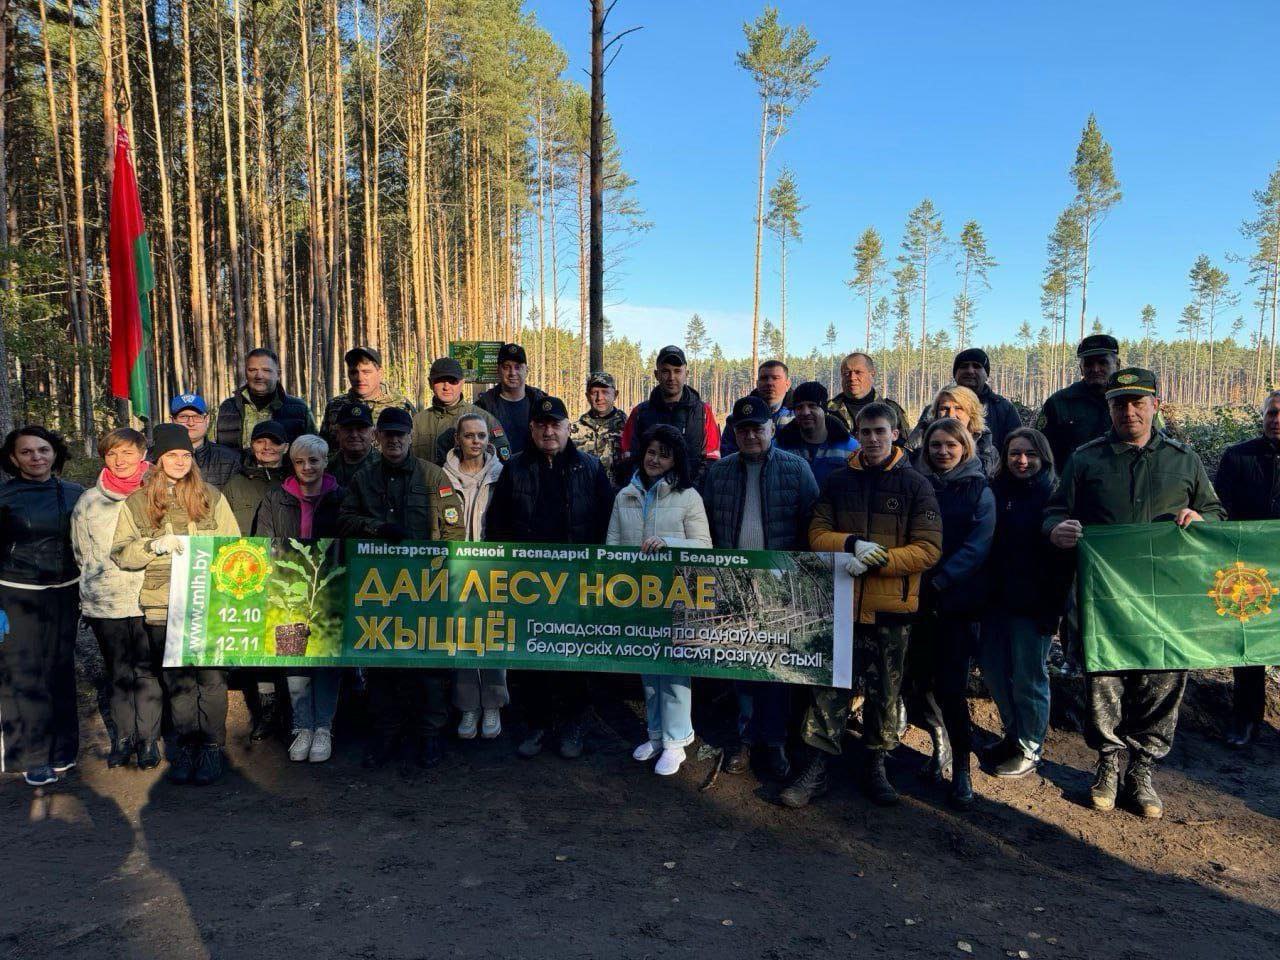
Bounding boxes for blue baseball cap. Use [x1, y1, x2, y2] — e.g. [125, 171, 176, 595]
[170, 393, 207, 416]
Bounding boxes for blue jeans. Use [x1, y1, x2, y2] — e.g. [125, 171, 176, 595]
[287, 671, 341, 733]
[979, 615, 1052, 760]
[641, 674, 694, 748]
[734, 680, 789, 748]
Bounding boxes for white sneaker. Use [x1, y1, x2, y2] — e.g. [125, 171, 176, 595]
[309, 728, 332, 763]
[481, 708, 502, 739]
[655, 747, 685, 776]
[289, 730, 313, 762]
[458, 710, 479, 739]
[632, 740, 660, 762]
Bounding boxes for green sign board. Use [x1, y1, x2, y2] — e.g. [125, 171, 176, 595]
[449, 340, 504, 383]
[164, 537, 855, 687]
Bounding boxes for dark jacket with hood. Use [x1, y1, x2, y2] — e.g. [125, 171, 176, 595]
[222, 456, 290, 532]
[215, 384, 316, 450]
[918, 454, 996, 617]
[253, 475, 345, 539]
[700, 445, 818, 551]
[485, 440, 614, 544]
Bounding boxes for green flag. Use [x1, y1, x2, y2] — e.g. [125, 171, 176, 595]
[1080, 520, 1280, 672]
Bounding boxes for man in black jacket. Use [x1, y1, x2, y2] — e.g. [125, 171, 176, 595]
[486, 396, 614, 761]
[620, 345, 721, 480]
[1214, 389, 1280, 746]
[168, 393, 240, 488]
[475, 343, 547, 457]
[215, 347, 316, 450]
[1036, 334, 1121, 471]
[339, 407, 467, 772]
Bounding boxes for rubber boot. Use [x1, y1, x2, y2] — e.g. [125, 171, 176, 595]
[921, 725, 953, 782]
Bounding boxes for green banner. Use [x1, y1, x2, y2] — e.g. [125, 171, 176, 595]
[1080, 520, 1280, 672]
[164, 537, 855, 687]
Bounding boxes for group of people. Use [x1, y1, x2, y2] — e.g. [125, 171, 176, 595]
[0, 333, 1272, 825]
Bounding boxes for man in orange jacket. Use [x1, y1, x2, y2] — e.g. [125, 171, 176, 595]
[780, 402, 943, 809]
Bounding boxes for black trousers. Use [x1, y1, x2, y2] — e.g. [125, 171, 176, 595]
[87, 616, 159, 745]
[1232, 666, 1268, 724]
[0, 584, 80, 773]
[1086, 670, 1186, 762]
[520, 670, 591, 732]
[148, 624, 229, 747]
[366, 668, 449, 741]
[904, 614, 977, 760]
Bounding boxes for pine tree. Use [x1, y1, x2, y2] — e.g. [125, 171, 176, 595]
[1070, 114, 1122, 338]
[1241, 161, 1280, 386]
[899, 200, 947, 409]
[848, 226, 886, 350]
[737, 7, 827, 372]
[954, 220, 996, 347]
[764, 166, 805, 358]
[686, 312, 708, 375]
[1140, 304, 1158, 367]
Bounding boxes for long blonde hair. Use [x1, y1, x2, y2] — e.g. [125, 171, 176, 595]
[142, 454, 211, 528]
[931, 383, 985, 436]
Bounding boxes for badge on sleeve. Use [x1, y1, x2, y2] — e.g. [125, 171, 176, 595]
[444, 507, 460, 525]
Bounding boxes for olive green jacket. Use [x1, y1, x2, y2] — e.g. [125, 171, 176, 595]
[410, 398, 511, 466]
[338, 454, 466, 541]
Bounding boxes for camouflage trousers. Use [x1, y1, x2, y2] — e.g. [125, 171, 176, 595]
[1086, 670, 1187, 762]
[802, 622, 910, 756]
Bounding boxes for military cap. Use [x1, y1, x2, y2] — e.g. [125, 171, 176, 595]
[586, 371, 616, 391]
[497, 343, 527, 365]
[731, 394, 771, 426]
[1104, 367, 1159, 401]
[529, 395, 570, 423]
[251, 420, 288, 443]
[337, 401, 373, 427]
[376, 407, 414, 433]
[344, 345, 382, 366]
[429, 357, 465, 383]
[656, 345, 687, 367]
[1078, 334, 1119, 358]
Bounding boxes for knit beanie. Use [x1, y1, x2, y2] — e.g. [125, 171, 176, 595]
[151, 423, 195, 459]
[792, 381, 830, 408]
[953, 348, 990, 375]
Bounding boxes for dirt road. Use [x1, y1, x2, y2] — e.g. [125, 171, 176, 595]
[2, 660, 1278, 960]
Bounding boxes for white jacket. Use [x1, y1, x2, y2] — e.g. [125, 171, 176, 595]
[70, 478, 144, 619]
[442, 449, 504, 540]
[606, 475, 713, 549]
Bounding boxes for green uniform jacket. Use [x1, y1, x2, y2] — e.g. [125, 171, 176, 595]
[825, 390, 908, 442]
[1036, 380, 1112, 473]
[569, 408, 627, 481]
[338, 453, 466, 541]
[1042, 430, 1225, 537]
[410, 398, 511, 466]
[319, 387, 415, 445]
[326, 449, 379, 487]
[221, 460, 289, 533]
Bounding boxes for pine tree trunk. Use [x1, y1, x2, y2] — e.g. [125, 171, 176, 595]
[750, 102, 767, 374]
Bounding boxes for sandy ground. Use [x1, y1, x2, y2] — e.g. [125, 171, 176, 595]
[2, 640, 1278, 960]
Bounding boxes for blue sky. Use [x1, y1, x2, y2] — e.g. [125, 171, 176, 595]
[528, 0, 1280, 359]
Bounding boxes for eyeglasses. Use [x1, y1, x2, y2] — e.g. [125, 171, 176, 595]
[174, 413, 207, 424]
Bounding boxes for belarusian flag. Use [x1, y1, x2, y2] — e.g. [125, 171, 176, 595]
[1080, 520, 1280, 672]
[109, 126, 154, 419]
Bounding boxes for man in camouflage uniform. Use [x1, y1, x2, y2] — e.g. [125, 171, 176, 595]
[319, 346, 415, 445]
[780, 402, 943, 809]
[569, 371, 627, 483]
[338, 406, 466, 773]
[411, 357, 511, 466]
[1036, 334, 1120, 471]
[825, 352, 908, 442]
[1044, 368, 1224, 820]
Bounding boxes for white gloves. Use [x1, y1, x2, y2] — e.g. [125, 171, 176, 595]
[151, 534, 185, 556]
[845, 555, 870, 578]
[852, 539, 889, 568]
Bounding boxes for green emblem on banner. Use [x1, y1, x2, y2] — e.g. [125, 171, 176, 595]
[1208, 561, 1278, 623]
[212, 540, 272, 600]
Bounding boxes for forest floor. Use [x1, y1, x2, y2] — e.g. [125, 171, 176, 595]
[1, 634, 1278, 960]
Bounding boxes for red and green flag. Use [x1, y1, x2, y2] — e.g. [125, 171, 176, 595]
[1080, 521, 1280, 672]
[109, 126, 154, 419]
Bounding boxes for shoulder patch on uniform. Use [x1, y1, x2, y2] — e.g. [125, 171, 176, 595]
[438, 485, 454, 498]
[492, 426, 504, 437]
[443, 506, 460, 525]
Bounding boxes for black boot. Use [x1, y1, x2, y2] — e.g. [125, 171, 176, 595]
[723, 741, 752, 775]
[192, 744, 224, 786]
[921, 725, 953, 782]
[136, 740, 161, 770]
[947, 755, 974, 809]
[779, 752, 829, 809]
[108, 737, 135, 769]
[1123, 756, 1163, 819]
[866, 751, 899, 806]
[764, 744, 791, 780]
[250, 692, 277, 742]
[167, 742, 197, 785]
[1090, 752, 1122, 812]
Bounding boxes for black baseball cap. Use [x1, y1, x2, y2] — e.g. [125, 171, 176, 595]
[1078, 334, 1119, 358]
[497, 343, 527, 365]
[376, 407, 414, 433]
[792, 381, 829, 408]
[529, 396, 570, 423]
[731, 394, 771, 427]
[251, 420, 288, 444]
[430, 357, 465, 383]
[345, 346, 382, 367]
[586, 371, 616, 390]
[1104, 367, 1159, 401]
[656, 345, 687, 367]
[338, 402, 373, 427]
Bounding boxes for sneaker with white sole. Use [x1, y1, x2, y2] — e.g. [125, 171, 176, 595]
[24, 766, 58, 786]
[480, 709, 502, 739]
[52, 760, 77, 774]
[654, 747, 685, 776]
[458, 710, 480, 739]
[289, 730, 314, 762]
[632, 740, 660, 762]
[309, 728, 333, 763]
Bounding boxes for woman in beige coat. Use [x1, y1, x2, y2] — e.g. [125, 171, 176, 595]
[606, 424, 712, 776]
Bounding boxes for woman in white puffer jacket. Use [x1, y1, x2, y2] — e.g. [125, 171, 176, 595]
[606, 424, 712, 776]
